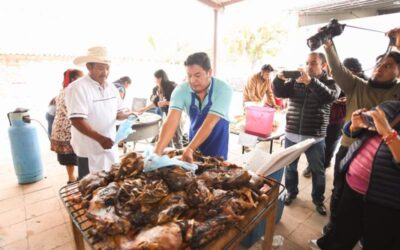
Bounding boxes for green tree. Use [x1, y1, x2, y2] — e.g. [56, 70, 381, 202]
[225, 25, 286, 68]
[147, 36, 157, 50]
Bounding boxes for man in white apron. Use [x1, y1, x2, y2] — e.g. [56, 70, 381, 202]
[65, 46, 132, 179]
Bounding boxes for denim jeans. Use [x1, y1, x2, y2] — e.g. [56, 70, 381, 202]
[285, 138, 326, 204]
[148, 107, 163, 117]
[324, 122, 344, 168]
[45, 112, 55, 136]
[167, 117, 183, 149]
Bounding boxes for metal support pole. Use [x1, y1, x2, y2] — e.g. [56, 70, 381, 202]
[213, 9, 218, 75]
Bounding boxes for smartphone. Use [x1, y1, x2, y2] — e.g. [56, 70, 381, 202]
[360, 112, 375, 129]
[282, 70, 301, 79]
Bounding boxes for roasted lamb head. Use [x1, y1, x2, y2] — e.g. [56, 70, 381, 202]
[78, 171, 110, 201]
[197, 165, 251, 190]
[89, 182, 120, 208]
[112, 152, 144, 180]
[186, 180, 213, 208]
[87, 206, 130, 239]
[158, 166, 196, 192]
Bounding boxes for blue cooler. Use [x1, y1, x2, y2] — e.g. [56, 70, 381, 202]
[240, 168, 285, 248]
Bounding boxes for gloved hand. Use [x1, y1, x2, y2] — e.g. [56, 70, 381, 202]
[143, 147, 198, 173]
[115, 115, 137, 144]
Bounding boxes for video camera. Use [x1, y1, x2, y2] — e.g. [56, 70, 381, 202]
[307, 19, 345, 51]
[282, 70, 301, 79]
[361, 112, 375, 130]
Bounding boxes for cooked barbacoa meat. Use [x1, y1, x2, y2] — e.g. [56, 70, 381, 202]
[185, 180, 213, 208]
[192, 187, 256, 222]
[247, 171, 265, 192]
[89, 182, 120, 208]
[158, 166, 196, 192]
[192, 151, 224, 165]
[112, 152, 144, 181]
[120, 223, 183, 250]
[78, 171, 111, 202]
[115, 178, 170, 227]
[116, 179, 144, 204]
[193, 153, 225, 174]
[127, 204, 157, 228]
[87, 206, 130, 239]
[156, 192, 188, 224]
[164, 149, 184, 158]
[135, 179, 169, 205]
[76, 151, 271, 250]
[197, 165, 251, 190]
[178, 215, 232, 248]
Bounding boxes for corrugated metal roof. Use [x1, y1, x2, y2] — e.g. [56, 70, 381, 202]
[295, 0, 400, 15]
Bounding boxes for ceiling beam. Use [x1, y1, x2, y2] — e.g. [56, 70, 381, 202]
[197, 0, 244, 10]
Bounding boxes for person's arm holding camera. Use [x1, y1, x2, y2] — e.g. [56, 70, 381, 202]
[370, 107, 400, 161]
[272, 71, 295, 98]
[296, 68, 340, 104]
[347, 107, 400, 161]
[323, 40, 359, 96]
[348, 108, 370, 134]
[295, 68, 312, 85]
[386, 27, 400, 50]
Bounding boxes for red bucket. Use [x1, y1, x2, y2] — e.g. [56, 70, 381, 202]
[244, 106, 275, 137]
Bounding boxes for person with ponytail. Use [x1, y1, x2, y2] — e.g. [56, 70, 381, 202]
[138, 69, 183, 149]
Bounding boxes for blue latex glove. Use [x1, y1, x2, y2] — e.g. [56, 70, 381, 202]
[143, 147, 198, 173]
[115, 115, 137, 144]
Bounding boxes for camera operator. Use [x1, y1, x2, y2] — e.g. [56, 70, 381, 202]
[310, 100, 400, 250]
[321, 34, 400, 235]
[273, 52, 340, 216]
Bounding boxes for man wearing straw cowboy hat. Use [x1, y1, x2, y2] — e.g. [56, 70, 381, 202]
[65, 46, 132, 179]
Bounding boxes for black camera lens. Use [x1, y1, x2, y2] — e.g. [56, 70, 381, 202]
[306, 19, 345, 51]
[307, 35, 323, 51]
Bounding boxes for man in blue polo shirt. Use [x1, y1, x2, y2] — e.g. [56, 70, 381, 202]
[154, 52, 232, 162]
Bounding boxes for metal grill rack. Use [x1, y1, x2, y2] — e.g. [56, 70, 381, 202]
[59, 177, 283, 250]
[59, 183, 99, 250]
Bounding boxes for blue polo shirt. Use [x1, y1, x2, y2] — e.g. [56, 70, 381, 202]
[169, 77, 232, 121]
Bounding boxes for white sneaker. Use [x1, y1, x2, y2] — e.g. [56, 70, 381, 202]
[309, 240, 321, 250]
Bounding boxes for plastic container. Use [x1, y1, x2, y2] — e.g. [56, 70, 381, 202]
[274, 97, 285, 109]
[245, 106, 275, 137]
[240, 167, 285, 248]
[7, 108, 43, 184]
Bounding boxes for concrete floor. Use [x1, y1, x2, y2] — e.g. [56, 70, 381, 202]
[0, 134, 361, 250]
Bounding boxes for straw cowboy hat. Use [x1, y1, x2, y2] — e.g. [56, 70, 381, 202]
[73, 46, 111, 65]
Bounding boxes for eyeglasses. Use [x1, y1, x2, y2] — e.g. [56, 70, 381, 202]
[375, 62, 394, 70]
